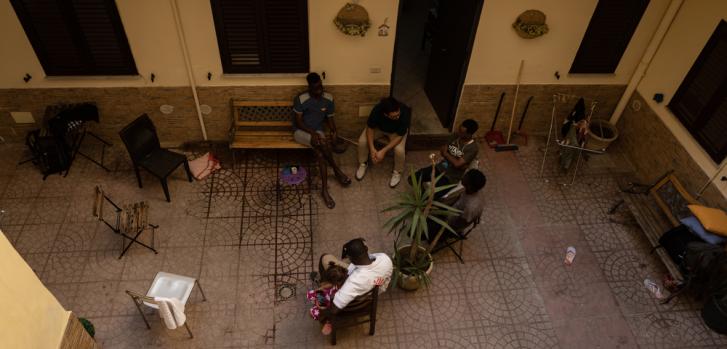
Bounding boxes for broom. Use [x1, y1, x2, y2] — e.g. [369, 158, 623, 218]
[512, 95, 533, 146]
[485, 92, 506, 148]
[496, 60, 524, 152]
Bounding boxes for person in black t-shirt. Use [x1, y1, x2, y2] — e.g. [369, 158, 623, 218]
[355, 97, 411, 188]
[410, 119, 479, 199]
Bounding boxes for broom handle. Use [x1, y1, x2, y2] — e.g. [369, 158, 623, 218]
[506, 60, 524, 144]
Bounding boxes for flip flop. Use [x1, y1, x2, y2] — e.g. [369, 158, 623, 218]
[321, 322, 333, 336]
[322, 192, 335, 209]
[644, 278, 664, 299]
[564, 246, 576, 265]
[335, 172, 352, 186]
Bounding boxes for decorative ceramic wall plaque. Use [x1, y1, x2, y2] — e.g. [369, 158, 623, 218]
[513, 10, 549, 39]
[334, 3, 371, 37]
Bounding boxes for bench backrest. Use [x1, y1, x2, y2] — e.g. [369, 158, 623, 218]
[649, 174, 699, 227]
[231, 100, 294, 132]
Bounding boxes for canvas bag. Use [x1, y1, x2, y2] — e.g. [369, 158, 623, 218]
[189, 152, 220, 180]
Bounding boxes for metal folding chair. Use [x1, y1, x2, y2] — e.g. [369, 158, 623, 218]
[126, 272, 207, 338]
[431, 216, 481, 264]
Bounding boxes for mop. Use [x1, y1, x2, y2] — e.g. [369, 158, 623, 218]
[495, 60, 524, 152]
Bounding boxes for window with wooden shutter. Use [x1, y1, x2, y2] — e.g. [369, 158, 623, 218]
[210, 0, 309, 74]
[11, 0, 137, 76]
[668, 20, 727, 163]
[570, 0, 650, 74]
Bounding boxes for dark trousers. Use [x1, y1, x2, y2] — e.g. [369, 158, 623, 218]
[410, 166, 451, 200]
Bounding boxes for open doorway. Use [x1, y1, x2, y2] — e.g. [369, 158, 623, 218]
[390, 0, 484, 134]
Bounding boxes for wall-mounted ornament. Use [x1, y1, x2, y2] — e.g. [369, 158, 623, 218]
[334, 2, 371, 37]
[512, 10, 549, 39]
[378, 18, 390, 37]
[159, 105, 174, 114]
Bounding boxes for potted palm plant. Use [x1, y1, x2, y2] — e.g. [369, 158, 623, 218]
[383, 155, 461, 290]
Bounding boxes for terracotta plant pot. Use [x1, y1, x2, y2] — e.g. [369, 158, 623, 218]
[395, 245, 434, 291]
[586, 119, 619, 151]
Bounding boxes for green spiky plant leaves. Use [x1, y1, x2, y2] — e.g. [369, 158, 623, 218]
[383, 157, 461, 289]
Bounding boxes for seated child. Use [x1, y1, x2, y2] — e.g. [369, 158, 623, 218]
[307, 262, 348, 335]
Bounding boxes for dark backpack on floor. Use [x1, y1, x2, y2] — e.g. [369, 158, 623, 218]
[658, 224, 703, 267]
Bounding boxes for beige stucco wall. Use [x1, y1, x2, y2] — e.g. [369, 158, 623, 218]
[465, 0, 670, 85]
[0, 0, 397, 88]
[636, 0, 727, 197]
[0, 231, 70, 349]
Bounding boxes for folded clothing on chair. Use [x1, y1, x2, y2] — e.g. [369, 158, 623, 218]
[155, 296, 186, 329]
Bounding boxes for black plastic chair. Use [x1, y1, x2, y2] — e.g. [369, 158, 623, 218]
[330, 285, 379, 345]
[431, 216, 481, 264]
[119, 114, 192, 202]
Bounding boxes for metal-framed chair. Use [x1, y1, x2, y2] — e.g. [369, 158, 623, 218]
[431, 216, 481, 264]
[119, 114, 193, 202]
[126, 271, 207, 338]
[330, 285, 379, 346]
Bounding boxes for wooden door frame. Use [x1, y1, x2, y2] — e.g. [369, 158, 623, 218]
[389, 0, 485, 131]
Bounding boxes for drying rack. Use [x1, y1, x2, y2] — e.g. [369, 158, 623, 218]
[92, 186, 158, 259]
[539, 93, 605, 186]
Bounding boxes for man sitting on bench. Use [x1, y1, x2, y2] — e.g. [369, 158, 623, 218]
[293, 73, 351, 209]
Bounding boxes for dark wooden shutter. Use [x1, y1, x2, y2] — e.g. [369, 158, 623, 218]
[11, 0, 137, 76]
[669, 20, 727, 163]
[11, 0, 85, 76]
[70, 0, 137, 75]
[211, 0, 309, 74]
[570, 0, 650, 74]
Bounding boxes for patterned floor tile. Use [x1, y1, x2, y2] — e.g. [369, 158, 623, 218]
[626, 311, 717, 348]
[478, 322, 560, 349]
[4, 143, 724, 348]
[15, 223, 61, 253]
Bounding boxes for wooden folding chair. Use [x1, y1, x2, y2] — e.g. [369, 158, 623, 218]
[126, 272, 207, 338]
[431, 216, 481, 264]
[330, 285, 379, 346]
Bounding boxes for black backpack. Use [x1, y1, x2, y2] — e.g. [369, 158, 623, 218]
[684, 243, 727, 301]
[658, 224, 702, 267]
[684, 242, 725, 274]
[25, 129, 70, 179]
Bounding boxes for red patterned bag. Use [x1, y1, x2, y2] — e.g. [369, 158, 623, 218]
[189, 152, 221, 180]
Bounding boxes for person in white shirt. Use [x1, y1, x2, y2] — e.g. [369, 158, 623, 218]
[318, 238, 393, 333]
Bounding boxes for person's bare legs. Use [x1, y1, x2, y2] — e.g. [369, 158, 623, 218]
[320, 137, 351, 186]
[311, 138, 336, 208]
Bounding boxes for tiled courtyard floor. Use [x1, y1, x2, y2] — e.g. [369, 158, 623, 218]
[1, 136, 725, 348]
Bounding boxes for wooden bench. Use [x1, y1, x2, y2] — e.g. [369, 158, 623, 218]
[229, 100, 308, 151]
[610, 172, 699, 289]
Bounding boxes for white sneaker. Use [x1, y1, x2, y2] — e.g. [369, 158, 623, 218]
[355, 163, 368, 181]
[389, 171, 401, 188]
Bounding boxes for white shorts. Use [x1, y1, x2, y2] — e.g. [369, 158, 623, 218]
[293, 129, 325, 147]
